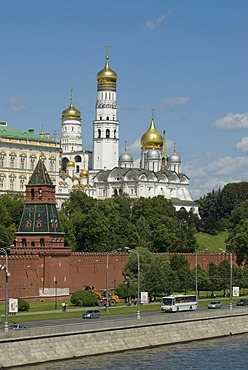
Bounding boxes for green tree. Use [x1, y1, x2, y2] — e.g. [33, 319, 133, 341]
[207, 262, 220, 293]
[144, 255, 175, 297]
[218, 260, 230, 296]
[169, 254, 192, 293]
[226, 219, 248, 265]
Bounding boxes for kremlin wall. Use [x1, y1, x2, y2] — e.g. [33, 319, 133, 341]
[0, 252, 234, 303]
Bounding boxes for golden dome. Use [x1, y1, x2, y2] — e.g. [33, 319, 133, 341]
[62, 102, 81, 120]
[66, 160, 75, 168]
[141, 116, 163, 149]
[97, 54, 117, 85]
[80, 169, 88, 178]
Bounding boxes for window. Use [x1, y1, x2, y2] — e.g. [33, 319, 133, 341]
[20, 176, 25, 191]
[30, 155, 36, 170]
[20, 154, 26, 170]
[49, 157, 55, 171]
[21, 238, 27, 247]
[0, 174, 5, 189]
[0, 152, 5, 168]
[98, 129, 101, 138]
[114, 129, 116, 139]
[38, 189, 43, 199]
[106, 116, 109, 121]
[106, 129, 110, 138]
[31, 188, 35, 199]
[9, 175, 15, 190]
[40, 238, 45, 247]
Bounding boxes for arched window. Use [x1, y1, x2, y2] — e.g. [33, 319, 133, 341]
[38, 188, 43, 199]
[31, 241, 35, 247]
[40, 238, 45, 247]
[31, 188, 35, 199]
[106, 116, 109, 121]
[76, 165, 80, 173]
[106, 129, 110, 138]
[114, 129, 116, 139]
[21, 238, 27, 247]
[98, 129, 101, 138]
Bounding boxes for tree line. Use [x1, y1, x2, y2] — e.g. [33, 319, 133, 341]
[117, 248, 248, 299]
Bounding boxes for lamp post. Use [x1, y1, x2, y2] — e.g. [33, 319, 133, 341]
[105, 254, 109, 313]
[219, 249, 233, 310]
[0, 248, 9, 332]
[125, 248, 140, 319]
[229, 252, 233, 311]
[54, 278, 58, 310]
[195, 252, 198, 301]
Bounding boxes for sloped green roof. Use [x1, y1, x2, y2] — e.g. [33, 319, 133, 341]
[0, 124, 55, 143]
[28, 158, 53, 186]
[18, 203, 63, 234]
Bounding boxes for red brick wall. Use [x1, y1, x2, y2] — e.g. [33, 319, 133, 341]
[0, 252, 237, 302]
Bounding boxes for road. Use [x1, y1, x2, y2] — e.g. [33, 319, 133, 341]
[22, 304, 241, 330]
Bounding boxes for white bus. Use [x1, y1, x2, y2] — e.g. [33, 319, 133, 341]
[161, 295, 197, 312]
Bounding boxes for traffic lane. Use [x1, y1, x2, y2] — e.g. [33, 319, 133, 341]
[21, 305, 239, 330]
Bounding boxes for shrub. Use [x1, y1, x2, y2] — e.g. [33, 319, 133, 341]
[70, 290, 98, 306]
[18, 298, 30, 311]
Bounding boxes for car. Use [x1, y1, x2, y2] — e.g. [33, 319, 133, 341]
[236, 299, 248, 306]
[208, 301, 222, 309]
[82, 310, 101, 319]
[8, 324, 28, 331]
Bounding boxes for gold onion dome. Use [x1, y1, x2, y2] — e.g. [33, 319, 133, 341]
[80, 169, 88, 178]
[97, 54, 117, 84]
[66, 160, 75, 168]
[141, 115, 163, 149]
[62, 101, 81, 120]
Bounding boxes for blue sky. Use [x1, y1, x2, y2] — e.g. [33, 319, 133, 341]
[0, 0, 247, 200]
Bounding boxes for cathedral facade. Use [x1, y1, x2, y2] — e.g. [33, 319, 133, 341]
[58, 52, 198, 213]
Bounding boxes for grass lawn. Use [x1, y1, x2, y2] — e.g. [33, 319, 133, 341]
[195, 231, 228, 253]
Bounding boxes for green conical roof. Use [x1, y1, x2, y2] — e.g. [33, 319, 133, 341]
[28, 157, 53, 186]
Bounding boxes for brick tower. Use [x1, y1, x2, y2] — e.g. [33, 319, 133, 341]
[14, 156, 70, 255]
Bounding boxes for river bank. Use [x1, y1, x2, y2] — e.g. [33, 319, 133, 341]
[0, 309, 248, 368]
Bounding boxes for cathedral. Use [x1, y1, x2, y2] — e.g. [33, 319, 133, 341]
[0, 50, 198, 214]
[57, 51, 198, 213]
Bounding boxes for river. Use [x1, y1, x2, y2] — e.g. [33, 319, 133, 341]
[13, 333, 248, 370]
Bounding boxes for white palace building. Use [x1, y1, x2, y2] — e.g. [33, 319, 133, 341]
[0, 51, 198, 214]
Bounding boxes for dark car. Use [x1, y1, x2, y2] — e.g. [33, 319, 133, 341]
[9, 324, 28, 331]
[236, 299, 248, 306]
[82, 310, 101, 319]
[208, 301, 222, 309]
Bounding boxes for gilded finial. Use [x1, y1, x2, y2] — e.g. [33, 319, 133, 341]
[104, 43, 111, 58]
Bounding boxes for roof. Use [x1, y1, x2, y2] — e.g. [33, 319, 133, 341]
[0, 123, 55, 143]
[28, 158, 53, 186]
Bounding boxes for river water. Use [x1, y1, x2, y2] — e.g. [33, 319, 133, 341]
[14, 334, 248, 370]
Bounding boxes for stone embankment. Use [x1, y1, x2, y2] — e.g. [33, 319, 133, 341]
[0, 310, 248, 368]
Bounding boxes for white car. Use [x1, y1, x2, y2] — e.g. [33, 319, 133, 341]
[208, 301, 222, 309]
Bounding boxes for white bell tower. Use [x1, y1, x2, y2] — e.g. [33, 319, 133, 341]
[93, 46, 119, 170]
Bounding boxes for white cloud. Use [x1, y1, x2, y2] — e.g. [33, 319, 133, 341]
[161, 96, 189, 111]
[186, 155, 248, 199]
[144, 15, 165, 30]
[236, 137, 248, 153]
[212, 113, 248, 130]
[8, 96, 26, 112]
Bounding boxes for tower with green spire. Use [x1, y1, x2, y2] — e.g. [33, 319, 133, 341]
[14, 156, 68, 255]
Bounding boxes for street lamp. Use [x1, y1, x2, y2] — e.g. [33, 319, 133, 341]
[105, 254, 109, 313]
[219, 249, 233, 310]
[195, 252, 198, 301]
[125, 248, 140, 319]
[0, 248, 10, 332]
[229, 252, 233, 311]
